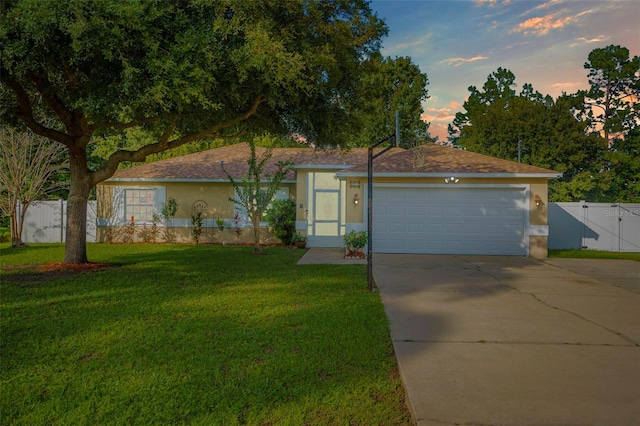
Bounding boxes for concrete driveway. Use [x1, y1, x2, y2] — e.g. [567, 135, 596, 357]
[373, 255, 640, 426]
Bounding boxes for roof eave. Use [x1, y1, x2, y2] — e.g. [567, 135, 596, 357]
[292, 164, 357, 170]
[105, 178, 298, 184]
[335, 172, 563, 179]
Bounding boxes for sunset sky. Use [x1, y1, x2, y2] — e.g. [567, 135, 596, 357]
[370, 0, 640, 141]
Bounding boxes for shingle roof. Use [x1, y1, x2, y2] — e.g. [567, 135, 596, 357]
[110, 143, 296, 181]
[108, 142, 560, 181]
[338, 143, 561, 176]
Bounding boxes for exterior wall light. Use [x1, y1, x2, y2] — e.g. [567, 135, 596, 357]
[353, 193, 360, 205]
[444, 176, 459, 184]
[535, 194, 543, 209]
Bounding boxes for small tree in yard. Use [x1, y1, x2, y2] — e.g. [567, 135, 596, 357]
[0, 127, 67, 247]
[226, 137, 292, 254]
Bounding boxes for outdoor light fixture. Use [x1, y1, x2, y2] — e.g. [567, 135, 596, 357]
[535, 194, 542, 208]
[444, 176, 459, 184]
[353, 193, 360, 205]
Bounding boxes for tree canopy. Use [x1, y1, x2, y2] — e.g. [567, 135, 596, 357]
[346, 53, 431, 146]
[448, 45, 639, 203]
[583, 45, 640, 145]
[449, 68, 603, 192]
[0, 0, 388, 263]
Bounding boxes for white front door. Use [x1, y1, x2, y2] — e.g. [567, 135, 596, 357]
[307, 172, 345, 247]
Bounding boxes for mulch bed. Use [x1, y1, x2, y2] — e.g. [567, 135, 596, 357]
[36, 262, 113, 272]
[1, 262, 119, 284]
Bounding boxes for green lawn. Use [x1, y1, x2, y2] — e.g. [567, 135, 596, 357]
[549, 249, 640, 261]
[0, 244, 411, 425]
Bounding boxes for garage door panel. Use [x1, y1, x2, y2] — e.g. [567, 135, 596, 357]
[374, 187, 525, 255]
[388, 223, 407, 233]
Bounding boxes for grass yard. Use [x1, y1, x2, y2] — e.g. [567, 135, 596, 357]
[0, 244, 411, 425]
[549, 249, 640, 261]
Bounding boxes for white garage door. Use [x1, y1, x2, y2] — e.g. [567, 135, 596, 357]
[373, 187, 526, 255]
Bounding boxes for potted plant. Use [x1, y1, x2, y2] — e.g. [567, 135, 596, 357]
[215, 218, 225, 231]
[293, 232, 307, 249]
[343, 230, 367, 258]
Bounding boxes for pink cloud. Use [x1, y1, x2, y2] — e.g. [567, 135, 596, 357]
[513, 14, 573, 36]
[421, 107, 456, 125]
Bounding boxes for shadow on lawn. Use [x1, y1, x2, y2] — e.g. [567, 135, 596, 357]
[1, 245, 409, 424]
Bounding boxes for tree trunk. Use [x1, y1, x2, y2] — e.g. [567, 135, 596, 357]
[64, 156, 92, 264]
[9, 212, 25, 248]
[252, 215, 263, 254]
[16, 201, 29, 246]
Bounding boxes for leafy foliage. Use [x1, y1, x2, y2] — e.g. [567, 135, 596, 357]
[265, 199, 296, 245]
[448, 46, 639, 203]
[605, 127, 640, 202]
[161, 198, 178, 222]
[0, 0, 387, 263]
[583, 45, 640, 144]
[161, 197, 178, 243]
[344, 230, 368, 250]
[347, 53, 432, 146]
[191, 210, 204, 244]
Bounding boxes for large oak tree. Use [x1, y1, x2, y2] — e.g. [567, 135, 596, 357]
[0, 0, 387, 263]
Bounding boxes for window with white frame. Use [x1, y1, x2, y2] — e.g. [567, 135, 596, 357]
[124, 189, 156, 222]
[110, 186, 166, 225]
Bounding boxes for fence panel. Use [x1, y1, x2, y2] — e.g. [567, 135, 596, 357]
[20, 200, 96, 243]
[619, 204, 640, 252]
[548, 203, 583, 250]
[549, 202, 640, 252]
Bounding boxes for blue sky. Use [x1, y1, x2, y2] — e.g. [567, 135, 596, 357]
[370, 0, 640, 140]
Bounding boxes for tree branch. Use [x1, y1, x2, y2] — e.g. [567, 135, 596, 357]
[28, 73, 76, 132]
[89, 115, 163, 132]
[5, 80, 73, 145]
[91, 95, 264, 185]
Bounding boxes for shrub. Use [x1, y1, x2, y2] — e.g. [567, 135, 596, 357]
[192, 210, 204, 244]
[344, 230, 367, 250]
[161, 197, 178, 243]
[265, 199, 296, 244]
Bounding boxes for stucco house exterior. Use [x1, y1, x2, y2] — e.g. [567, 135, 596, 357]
[96, 142, 561, 257]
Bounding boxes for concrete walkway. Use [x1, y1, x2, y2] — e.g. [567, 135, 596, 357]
[298, 250, 640, 425]
[296, 248, 367, 265]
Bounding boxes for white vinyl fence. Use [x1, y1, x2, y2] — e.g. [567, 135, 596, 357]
[549, 202, 640, 252]
[19, 200, 96, 243]
[16, 200, 639, 251]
